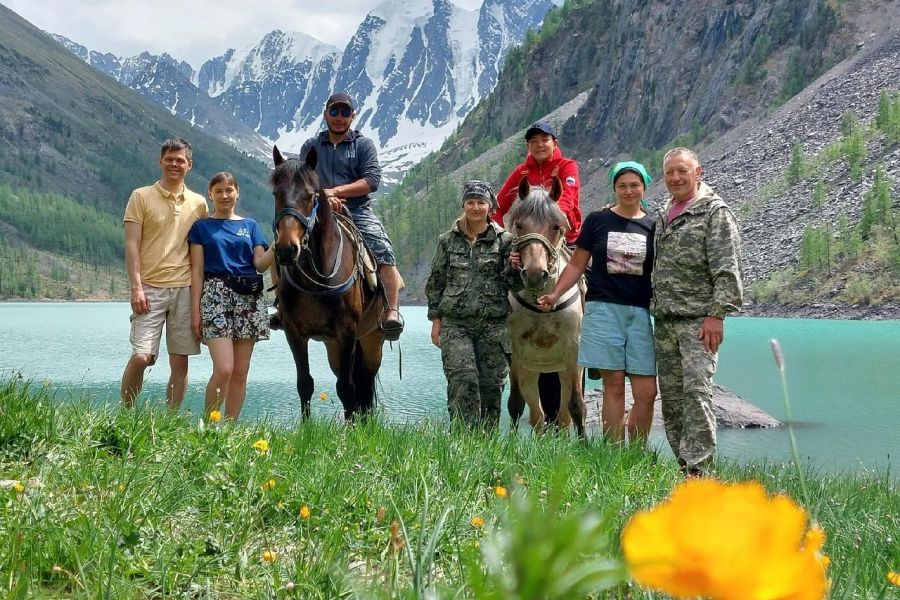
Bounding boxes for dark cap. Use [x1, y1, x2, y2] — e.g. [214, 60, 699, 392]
[525, 121, 557, 140]
[461, 180, 497, 210]
[325, 92, 354, 110]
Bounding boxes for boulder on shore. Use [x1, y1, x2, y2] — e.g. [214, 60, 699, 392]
[583, 383, 781, 429]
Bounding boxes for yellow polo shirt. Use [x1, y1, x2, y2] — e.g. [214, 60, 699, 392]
[123, 182, 208, 287]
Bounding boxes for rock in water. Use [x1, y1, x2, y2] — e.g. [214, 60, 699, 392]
[584, 383, 780, 429]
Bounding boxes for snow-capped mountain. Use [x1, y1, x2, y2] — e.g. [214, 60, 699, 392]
[51, 0, 558, 178]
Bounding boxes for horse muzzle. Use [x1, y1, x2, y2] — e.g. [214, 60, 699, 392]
[520, 268, 549, 292]
[275, 243, 301, 266]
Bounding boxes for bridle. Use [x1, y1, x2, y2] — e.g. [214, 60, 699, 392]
[272, 191, 357, 296]
[511, 228, 579, 313]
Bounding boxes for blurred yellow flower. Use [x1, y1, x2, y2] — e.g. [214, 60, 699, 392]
[622, 479, 828, 600]
[276, 502, 285, 510]
[252, 439, 270, 454]
[494, 486, 508, 499]
[13, 482, 24, 493]
[117, 484, 125, 493]
[262, 479, 276, 492]
[888, 571, 900, 586]
[262, 550, 276, 563]
[209, 410, 222, 423]
[299, 505, 311, 520]
[471, 515, 485, 528]
[319, 391, 329, 402]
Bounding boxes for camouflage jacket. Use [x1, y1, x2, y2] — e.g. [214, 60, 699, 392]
[425, 220, 515, 321]
[651, 182, 744, 319]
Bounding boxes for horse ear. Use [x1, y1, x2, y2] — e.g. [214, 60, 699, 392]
[273, 145, 286, 166]
[306, 147, 318, 171]
[517, 176, 530, 200]
[550, 176, 563, 203]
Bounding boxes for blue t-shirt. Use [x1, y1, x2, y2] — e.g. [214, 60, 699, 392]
[188, 217, 268, 277]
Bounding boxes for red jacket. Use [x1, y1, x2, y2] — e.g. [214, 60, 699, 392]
[491, 146, 582, 244]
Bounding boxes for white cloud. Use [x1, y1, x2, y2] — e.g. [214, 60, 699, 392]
[2, 0, 485, 66]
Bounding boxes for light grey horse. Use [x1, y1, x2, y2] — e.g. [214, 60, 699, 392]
[505, 177, 586, 435]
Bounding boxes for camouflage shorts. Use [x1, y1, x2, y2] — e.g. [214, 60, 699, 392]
[348, 203, 396, 266]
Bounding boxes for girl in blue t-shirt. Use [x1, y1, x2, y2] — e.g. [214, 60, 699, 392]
[188, 172, 274, 420]
[536, 161, 657, 446]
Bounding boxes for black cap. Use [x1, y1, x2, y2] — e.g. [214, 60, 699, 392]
[326, 92, 354, 110]
[461, 180, 497, 210]
[525, 121, 557, 140]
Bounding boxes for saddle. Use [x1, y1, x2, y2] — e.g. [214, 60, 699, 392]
[334, 210, 378, 292]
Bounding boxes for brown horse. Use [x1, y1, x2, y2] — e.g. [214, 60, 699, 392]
[506, 176, 586, 435]
[270, 146, 385, 420]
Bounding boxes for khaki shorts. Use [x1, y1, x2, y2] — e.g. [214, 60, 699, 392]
[130, 285, 200, 361]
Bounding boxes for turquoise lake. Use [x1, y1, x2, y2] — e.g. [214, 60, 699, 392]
[1, 303, 897, 473]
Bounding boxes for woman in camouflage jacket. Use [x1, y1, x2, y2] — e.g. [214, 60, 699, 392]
[425, 180, 516, 430]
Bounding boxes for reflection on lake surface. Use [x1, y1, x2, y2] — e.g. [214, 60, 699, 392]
[1, 303, 897, 473]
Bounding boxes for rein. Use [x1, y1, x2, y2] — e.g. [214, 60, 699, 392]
[512, 289, 579, 313]
[273, 194, 358, 297]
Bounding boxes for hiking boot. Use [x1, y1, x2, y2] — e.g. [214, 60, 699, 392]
[381, 309, 404, 341]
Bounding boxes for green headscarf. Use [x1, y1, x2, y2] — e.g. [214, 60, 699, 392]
[609, 161, 652, 209]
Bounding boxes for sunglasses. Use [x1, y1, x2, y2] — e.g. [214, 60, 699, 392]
[328, 106, 353, 118]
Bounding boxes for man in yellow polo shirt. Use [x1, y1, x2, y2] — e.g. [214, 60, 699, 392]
[121, 138, 208, 408]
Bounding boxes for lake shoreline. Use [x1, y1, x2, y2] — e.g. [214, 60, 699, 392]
[4, 297, 900, 320]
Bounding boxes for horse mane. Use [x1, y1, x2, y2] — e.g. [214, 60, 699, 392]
[507, 187, 568, 232]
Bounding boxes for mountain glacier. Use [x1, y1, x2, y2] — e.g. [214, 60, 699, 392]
[51, 0, 558, 178]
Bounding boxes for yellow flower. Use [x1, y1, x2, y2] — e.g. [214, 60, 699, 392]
[13, 482, 24, 493]
[494, 486, 508, 499]
[262, 550, 276, 563]
[209, 410, 222, 423]
[887, 571, 900, 586]
[252, 439, 270, 454]
[299, 505, 311, 520]
[117, 484, 125, 493]
[319, 391, 329, 402]
[262, 479, 276, 492]
[470, 515, 485, 528]
[622, 479, 828, 600]
[276, 501, 285, 510]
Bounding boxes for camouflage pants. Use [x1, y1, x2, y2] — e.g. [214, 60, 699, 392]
[654, 317, 718, 470]
[439, 319, 510, 431]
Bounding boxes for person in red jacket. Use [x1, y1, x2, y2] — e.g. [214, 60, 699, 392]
[492, 121, 582, 245]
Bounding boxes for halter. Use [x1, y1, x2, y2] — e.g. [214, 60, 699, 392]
[272, 192, 320, 247]
[512, 231, 564, 276]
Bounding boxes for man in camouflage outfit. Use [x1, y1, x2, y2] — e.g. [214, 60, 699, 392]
[651, 148, 743, 475]
[425, 181, 516, 430]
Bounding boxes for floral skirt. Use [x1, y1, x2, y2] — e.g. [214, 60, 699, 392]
[201, 278, 270, 341]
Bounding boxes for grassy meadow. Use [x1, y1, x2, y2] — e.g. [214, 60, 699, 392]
[1, 377, 898, 598]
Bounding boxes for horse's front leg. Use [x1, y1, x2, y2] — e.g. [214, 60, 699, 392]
[517, 368, 543, 433]
[555, 365, 585, 436]
[569, 366, 586, 437]
[507, 361, 526, 432]
[285, 332, 313, 420]
[326, 334, 358, 421]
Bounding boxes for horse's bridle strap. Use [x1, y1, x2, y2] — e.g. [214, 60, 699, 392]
[512, 290, 579, 313]
[272, 193, 320, 238]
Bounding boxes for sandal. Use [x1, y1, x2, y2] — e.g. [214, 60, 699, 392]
[380, 308, 404, 341]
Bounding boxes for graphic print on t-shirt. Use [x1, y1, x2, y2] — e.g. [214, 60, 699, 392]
[606, 231, 648, 275]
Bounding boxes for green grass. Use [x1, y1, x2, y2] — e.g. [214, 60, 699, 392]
[1, 377, 898, 598]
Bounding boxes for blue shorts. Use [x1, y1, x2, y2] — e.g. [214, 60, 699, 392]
[578, 301, 656, 376]
[347, 203, 396, 266]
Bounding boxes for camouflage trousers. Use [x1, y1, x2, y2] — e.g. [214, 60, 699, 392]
[439, 318, 511, 431]
[654, 317, 718, 470]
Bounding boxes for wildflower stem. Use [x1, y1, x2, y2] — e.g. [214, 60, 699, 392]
[771, 339, 809, 504]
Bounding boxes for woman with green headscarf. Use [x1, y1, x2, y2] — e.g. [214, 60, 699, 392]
[536, 161, 657, 445]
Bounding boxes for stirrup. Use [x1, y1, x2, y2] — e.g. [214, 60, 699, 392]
[380, 308, 404, 341]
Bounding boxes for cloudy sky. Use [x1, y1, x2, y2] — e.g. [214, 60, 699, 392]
[3, 0, 483, 66]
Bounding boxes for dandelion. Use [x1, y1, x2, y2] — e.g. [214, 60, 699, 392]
[209, 410, 222, 423]
[888, 571, 900, 586]
[299, 505, 311, 520]
[262, 550, 276, 563]
[319, 391, 329, 402]
[252, 439, 270, 454]
[494, 486, 508, 499]
[471, 515, 485, 528]
[622, 479, 828, 600]
[13, 481, 24, 493]
[262, 479, 276, 492]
